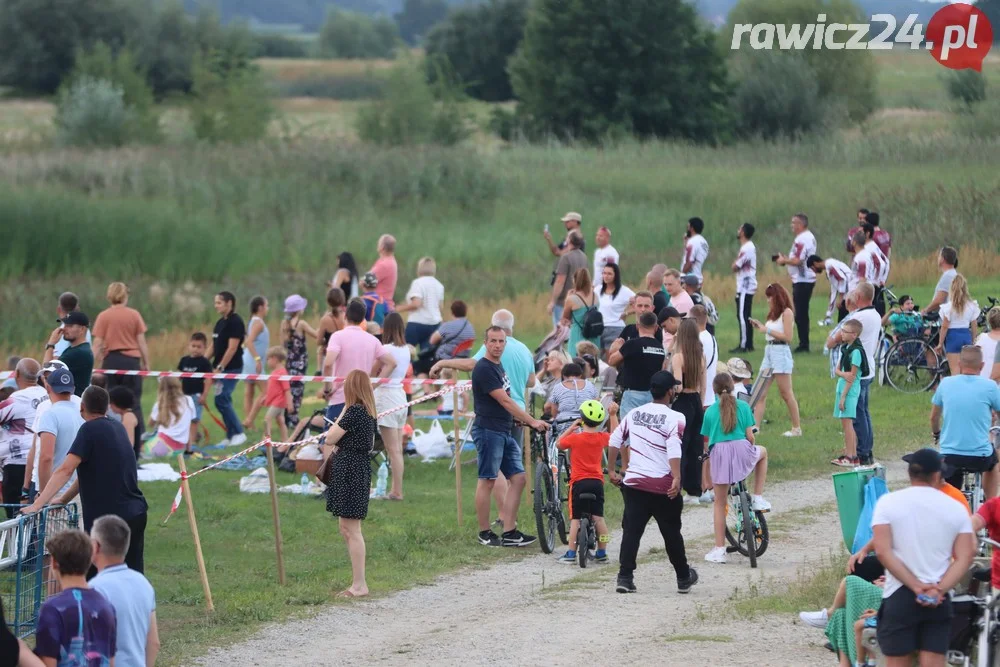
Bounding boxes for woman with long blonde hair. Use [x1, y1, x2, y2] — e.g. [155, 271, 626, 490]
[701, 373, 770, 564]
[937, 273, 979, 375]
[670, 319, 707, 498]
[144, 377, 197, 458]
[323, 369, 378, 598]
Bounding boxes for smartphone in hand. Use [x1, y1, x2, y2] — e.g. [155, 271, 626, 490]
[771, 254, 780, 262]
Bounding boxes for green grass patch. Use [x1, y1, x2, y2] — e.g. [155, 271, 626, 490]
[728, 554, 847, 620]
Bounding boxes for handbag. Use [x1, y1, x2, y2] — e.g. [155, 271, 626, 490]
[315, 410, 345, 486]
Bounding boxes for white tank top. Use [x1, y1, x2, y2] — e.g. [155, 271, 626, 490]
[765, 318, 784, 343]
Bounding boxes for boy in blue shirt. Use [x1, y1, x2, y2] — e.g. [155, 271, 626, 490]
[361, 272, 387, 325]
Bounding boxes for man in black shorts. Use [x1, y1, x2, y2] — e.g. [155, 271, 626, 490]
[872, 448, 975, 666]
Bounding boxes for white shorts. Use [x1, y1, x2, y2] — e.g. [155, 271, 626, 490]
[375, 386, 407, 429]
[761, 344, 794, 374]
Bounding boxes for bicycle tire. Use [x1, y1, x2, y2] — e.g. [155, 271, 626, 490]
[885, 337, 940, 394]
[556, 456, 569, 545]
[724, 495, 770, 559]
[577, 517, 590, 568]
[740, 490, 757, 568]
[534, 462, 556, 554]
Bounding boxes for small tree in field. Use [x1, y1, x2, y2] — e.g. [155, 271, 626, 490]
[508, 0, 732, 142]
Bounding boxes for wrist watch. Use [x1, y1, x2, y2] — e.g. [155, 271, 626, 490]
[46, 343, 56, 350]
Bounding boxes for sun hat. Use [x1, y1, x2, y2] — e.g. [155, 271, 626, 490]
[284, 294, 307, 314]
[726, 358, 753, 380]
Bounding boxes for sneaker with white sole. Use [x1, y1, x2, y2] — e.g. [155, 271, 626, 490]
[683, 495, 700, 505]
[229, 433, 248, 447]
[501, 530, 537, 547]
[751, 495, 772, 512]
[799, 608, 829, 628]
[557, 551, 577, 564]
[704, 546, 727, 564]
[699, 489, 715, 503]
[783, 427, 803, 437]
[214, 438, 231, 448]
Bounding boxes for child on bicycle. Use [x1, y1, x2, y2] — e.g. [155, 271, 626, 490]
[555, 399, 617, 564]
[832, 320, 867, 468]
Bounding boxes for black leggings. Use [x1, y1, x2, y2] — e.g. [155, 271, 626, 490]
[671, 392, 704, 497]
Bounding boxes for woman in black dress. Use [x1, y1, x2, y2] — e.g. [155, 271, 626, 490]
[323, 369, 378, 598]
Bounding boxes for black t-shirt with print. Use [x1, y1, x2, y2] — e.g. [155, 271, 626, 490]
[619, 336, 666, 391]
[471, 358, 512, 432]
[178, 355, 213, 395]
[212, 313, 246, 370]
[619, 324, 662, 343]
[68, 417, 148, 532]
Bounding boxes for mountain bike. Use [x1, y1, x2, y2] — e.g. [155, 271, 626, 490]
[575, 492, 598, 568]
[724, 476, 769, 568]
[531, 427, 568, 554]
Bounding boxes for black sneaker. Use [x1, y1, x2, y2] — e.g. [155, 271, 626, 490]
[678, 567, 699, 594]
[616, 576, 636, 593]
[478, 530, 501, 547]
[729, 346, 749, 354]
[501, 530, 537, 547]
[793, 347, 810, 354]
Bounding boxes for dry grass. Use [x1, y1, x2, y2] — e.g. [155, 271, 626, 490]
[256, 57, 397, 82]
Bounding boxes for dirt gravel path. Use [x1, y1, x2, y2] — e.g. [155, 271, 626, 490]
[194, 462, 906, 667]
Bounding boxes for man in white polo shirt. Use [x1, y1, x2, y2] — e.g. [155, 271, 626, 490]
[776, 213, 817, 353]
[592, 225, 619, 289]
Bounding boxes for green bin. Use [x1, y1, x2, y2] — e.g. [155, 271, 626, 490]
[833, 469, 877, 551]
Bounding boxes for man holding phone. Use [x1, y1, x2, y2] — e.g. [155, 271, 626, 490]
[871, 448, 975, 667]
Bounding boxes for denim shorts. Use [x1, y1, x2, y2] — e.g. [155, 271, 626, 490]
[471, 424, 525, 480]
[762, 343, 794, 374]
[944, 327, 972, 354]
[191, 393, 203, 422]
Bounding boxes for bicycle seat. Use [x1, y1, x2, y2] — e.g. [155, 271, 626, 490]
[578, 493, 597, 501]
[973, 566, 992, 583]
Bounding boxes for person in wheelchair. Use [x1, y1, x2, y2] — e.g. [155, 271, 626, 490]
[555, 400, 617, 564]
[931, 346, 1000, 500]
[881, 295, 924, 344]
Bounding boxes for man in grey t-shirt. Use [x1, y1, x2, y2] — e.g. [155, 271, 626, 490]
[547, 231, 588, 329]
[923, 246, 958, 315]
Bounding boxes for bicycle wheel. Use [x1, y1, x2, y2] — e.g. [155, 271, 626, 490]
[577, 517, 590, 568]
[740, 491, 758, 568]
[725, 491, 769, 560]
[885, 338, 940, 394]
[533, 462, 556, 554]
[556, 456, 569, 545]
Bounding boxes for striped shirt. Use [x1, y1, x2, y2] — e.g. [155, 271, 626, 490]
[824, 258, 852, 317]
[683, 234, 710, 282]
[608, 402, 684, 495]
[734, 241, 757, 294]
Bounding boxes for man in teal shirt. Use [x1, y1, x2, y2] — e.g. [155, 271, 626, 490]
[431, 309, 537, 511]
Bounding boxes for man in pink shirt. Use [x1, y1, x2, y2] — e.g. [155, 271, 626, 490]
[322, 300, 398, 420]
[662, 270, 694, 317]
[370, 234, 398, 310]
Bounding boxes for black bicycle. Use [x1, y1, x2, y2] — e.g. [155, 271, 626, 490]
[575, 492, 598, 568]
[531, 427, 568, 554]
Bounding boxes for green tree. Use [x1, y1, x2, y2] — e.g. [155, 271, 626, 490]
[731, 51, 823, 138]
[977, 0, 1000, 43]
[0, 0, 142, 93]
[508, 0, 732, 142]
[424, 0, 528, 102]
[318, 10, 400, 58]
[945, 69, 987, 109]
[395, 0, 450, 45]
[725, 0, 878, 123]
[190, 53, 274, 144]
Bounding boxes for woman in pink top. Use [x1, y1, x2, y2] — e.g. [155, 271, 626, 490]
[370, 234, 398, 310]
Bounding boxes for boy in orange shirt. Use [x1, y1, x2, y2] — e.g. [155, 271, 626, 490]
[556, 400, 618, 564]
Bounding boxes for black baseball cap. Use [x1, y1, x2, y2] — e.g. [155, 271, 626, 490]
[61, 311, 90, 327]
[649, 371, 681, 398]
[46, 367, 75, 394]
[657, 306, 681, 323]
[902, 448, 953, 478]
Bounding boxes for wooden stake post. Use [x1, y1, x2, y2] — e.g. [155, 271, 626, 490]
[176, 454, 215, 612]
[264, 441, 287, 585]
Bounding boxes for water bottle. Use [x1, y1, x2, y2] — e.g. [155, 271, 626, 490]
[300, 473, 309, 492]
[375, 461, 388, 497]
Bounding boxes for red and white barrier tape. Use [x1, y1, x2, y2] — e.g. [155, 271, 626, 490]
[165, 384, 470, 522]
[90, 369, 468, 385]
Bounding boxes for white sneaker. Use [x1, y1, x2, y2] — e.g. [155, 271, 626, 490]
[700, 490, 715, 503]
[229, 433, 248, 447]
[799, 608, 829, 628]
[752, 495, 772, 512]
[683, 495, 700, 505]
[214, 438, 231, 448]
[783, 427, 803, 437]
[704, 546, 727, 564]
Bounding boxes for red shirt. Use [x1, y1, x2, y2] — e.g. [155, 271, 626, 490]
[846, 226, 891, 257]
[264, 366, 291, 408]
[977, 497, 1000, 588]
[557, 431, 608, 483]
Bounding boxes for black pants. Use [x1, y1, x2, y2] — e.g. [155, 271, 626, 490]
[837, 299, 849, 322]
[791, 282, 815, 350]
[736, 292, 754, 350]
[104, 352, 144, 453]
[2, 464, 25, 518]
[85, 512, 147, 580]
[873, 286, 886, 317]
[618, 485, 690, 582]
[671, 392, 704, 497]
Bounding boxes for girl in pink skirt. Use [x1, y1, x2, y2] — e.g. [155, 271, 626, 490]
[701, 373, 771, 564]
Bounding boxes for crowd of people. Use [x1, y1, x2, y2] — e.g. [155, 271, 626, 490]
[4, 208, 1000, 666]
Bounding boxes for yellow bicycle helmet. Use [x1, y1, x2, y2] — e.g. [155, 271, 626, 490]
[580, 399, 606, 425]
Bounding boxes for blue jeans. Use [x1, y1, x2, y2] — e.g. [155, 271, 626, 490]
[471, 424, 525, 480]
[853, 378, 873, 459]
[214, 379, 243, 438]
[552, 305, 564, 330]
[621, 390, 652, 418]
[405, 322, 440, 352]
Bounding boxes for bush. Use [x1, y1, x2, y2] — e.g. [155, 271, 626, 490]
[732, 52, 823, 139]
[509, 0, 731, 142]
[424, 0, 528, 102]
[252, 34, 311, 59]
[356, 60, 471, 146]
[54, 78, 141, 148]
[955, 98, 1000, 138]
[394, 0, 450, 45]
[190, 55, 275, 143]
[945, 70, 987, 109]
[318, 10, 400, 59]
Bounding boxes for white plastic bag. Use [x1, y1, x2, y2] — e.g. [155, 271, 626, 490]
[411, 419, 451, 461]
[239, 468, 271, 494]
[296, 444, 323, 461]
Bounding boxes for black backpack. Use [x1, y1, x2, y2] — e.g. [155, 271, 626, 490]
[581, 303, 604, 339]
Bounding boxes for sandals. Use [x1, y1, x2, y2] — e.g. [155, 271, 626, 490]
[386, 494, 403, 501]
[831, 455, 859, 468]
[336, 589, 368, 599]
